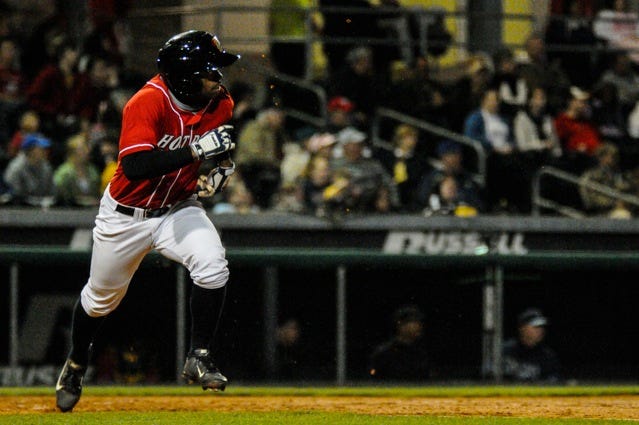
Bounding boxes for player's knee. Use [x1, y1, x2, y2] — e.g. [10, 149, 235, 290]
[80, 284, 126, 317]
[191, 261, 229, 290]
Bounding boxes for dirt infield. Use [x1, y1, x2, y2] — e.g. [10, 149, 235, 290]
[2, 395, 639, 419]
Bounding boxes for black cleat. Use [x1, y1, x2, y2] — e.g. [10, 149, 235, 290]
[55, 359, 86, 412]
[182, 349, 228, 391]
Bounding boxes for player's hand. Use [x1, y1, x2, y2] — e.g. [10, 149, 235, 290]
[196, 160, 236, 198]
[190, 125, 235, 160]
[196, 175, 215, 198]
[209, 160, 235, 194]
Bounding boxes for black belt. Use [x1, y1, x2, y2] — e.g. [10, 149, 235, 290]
[115, 204, 170, 219]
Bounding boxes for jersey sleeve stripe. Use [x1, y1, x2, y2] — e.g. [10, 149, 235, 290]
[119, 143, 155, 156]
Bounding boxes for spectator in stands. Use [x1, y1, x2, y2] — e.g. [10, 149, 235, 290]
[321, 166, 354, 216]
[423, 175, 480, 217]
[491, 47, 528, 120]
[3, 133, 55, 206]
[447, 54, 493, 133]
[590, 80, 628, 143]
[325, 96, 355, 134]
[554, 86, 601, 172]
[5, 110, 40, 159]
[306, 131, 337, 160]
[271, 181, 306, 213]
[274, 318, 308, 380]
[330, 126, 400, 213]
[415, 140, 483, 215]
[83, 0, 132, 68]
[90, 128, 119, 194]
[545, 0, 598, 89]
[84, 54, 121, 123]
[386, 57, 450, 129]
[376, 124, 428, 211]
[300, 154, 332, 216]
[211, 176, 260, 215]
[53, 132, 101, 207]
[579, 142, 632, 217]
[513, 86, 562, 165]
[597, 52, 639, 115]
[518, 32, 571, 114]
[20, 4, 70, 82]
[464, 88, 532, 212]
[235, 107, 289, 209]
[279, 128, 317, 191]
[0, 35, 26, 144]
[26, 41, 90, 161]
[593, 0, 639, 64]
[502, 308, 561, 383]
[464, 88, 513, 155]
[327, 46, 386, 127]
[320, 0, 377, 74]
[369, 305, 431, 381]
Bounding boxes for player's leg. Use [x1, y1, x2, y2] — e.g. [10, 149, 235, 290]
[154, 202, 229, 390]
[57, 210, 153, 412]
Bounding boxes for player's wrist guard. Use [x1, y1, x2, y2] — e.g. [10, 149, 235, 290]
[196, 160, 236, 198]
[210, 160, 235, 193]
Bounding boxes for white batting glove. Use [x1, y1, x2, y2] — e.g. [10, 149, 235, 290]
[190, 125, 235, 160]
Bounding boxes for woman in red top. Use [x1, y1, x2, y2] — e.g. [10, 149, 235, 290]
[554, 86, 602, 156]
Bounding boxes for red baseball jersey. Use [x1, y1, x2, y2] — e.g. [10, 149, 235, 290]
[109, 75, 234, 208]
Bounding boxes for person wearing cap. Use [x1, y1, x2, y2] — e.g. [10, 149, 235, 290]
[3, 132, 55, 204]
[502, 308, 561, 382]
[554, 86, 602, 165]
[330, 126, 400, 213]
[326, 96, 355, 134]
[368, 305, 431, 381]
[415, 140, 483, 214]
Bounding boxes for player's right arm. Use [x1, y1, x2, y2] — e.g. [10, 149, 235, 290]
[118, 90, 234, 181]
[121, 126, 234, 180]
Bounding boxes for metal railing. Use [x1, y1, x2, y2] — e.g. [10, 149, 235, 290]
[371, 107, 487, 187]
[252, 66, 328, 129]
[532, 166, 639, 218]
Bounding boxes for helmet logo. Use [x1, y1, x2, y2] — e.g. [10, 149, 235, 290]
[212, 36, 222, 52]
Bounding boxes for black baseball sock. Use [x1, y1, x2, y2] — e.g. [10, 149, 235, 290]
[189, 284, 227, 353]
[68, 298, 105, 367]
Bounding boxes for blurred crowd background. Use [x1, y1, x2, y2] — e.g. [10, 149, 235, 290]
[3, 0, 639, 218]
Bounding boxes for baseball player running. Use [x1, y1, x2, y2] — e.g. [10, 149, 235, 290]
[56, 30, 239, 412]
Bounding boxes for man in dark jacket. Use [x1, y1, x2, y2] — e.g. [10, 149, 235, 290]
[502, 308, 561, 382]
[369, 305, 430, 381]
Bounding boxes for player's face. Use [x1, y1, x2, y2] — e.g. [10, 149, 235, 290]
[200, 69, 224, 99]
[200, 77, 222, 98]
[519, 324, 545, 347]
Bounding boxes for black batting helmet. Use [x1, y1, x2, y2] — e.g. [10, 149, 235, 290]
[157, 30, 240, 106]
